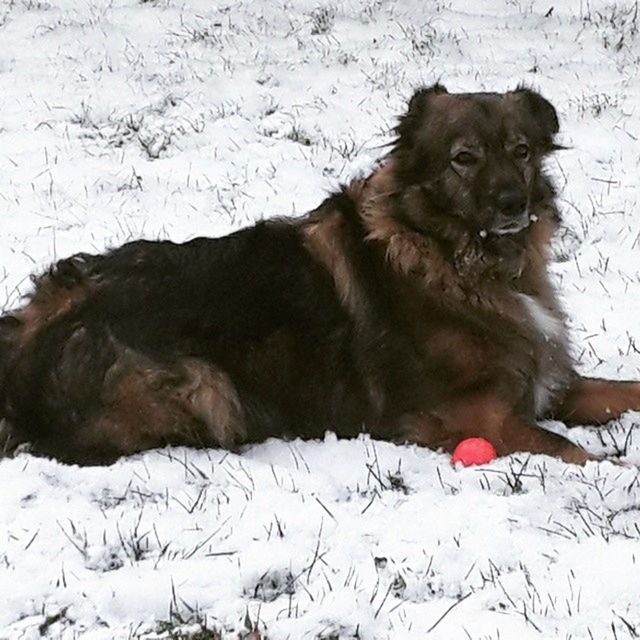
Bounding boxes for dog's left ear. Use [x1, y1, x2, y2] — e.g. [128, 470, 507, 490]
[513, 87, 563, 149]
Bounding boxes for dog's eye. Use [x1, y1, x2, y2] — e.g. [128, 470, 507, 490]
[513, 144, 530, 160]
[452, 151, 477, 167]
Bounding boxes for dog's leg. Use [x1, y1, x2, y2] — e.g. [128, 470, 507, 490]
[551, 377, 640, 425]
[402, 393, 594, 464]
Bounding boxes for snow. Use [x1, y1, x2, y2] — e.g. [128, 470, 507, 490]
[1, 0, 640, 638]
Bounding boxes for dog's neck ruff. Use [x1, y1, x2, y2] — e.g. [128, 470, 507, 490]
[354, 162, 530, 286]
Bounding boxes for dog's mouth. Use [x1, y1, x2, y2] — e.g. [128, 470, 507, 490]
[492, 221, 529, 236]
[490, 212, 536, 237]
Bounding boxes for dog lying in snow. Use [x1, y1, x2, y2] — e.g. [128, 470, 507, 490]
[1, 84, 639, 465]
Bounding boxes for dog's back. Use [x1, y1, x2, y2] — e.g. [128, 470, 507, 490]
[0, 192, 411, 463]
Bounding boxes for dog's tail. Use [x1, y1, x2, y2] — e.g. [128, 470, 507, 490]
[0, 314, 20, 456]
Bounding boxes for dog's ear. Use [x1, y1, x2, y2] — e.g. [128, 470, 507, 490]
[395, 84, 448, 144]
[513, 87, 562, 148]
[406, 83, 448, 115]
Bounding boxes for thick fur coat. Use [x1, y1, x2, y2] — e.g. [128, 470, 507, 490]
[1, 85, 640, 465]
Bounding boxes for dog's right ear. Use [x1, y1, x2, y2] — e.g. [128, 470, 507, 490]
[395, 84, 448, 145]
[406, 84, 448, 115]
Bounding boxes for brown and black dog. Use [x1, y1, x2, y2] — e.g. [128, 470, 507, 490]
[1, 84, 640, 465]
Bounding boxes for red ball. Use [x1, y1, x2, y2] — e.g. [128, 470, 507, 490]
[451, 438, 497, 466]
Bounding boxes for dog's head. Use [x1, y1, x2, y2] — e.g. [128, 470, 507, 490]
[393, 84, 561, 237]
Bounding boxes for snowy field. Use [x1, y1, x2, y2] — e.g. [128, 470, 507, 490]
[1, 0, 640, 638]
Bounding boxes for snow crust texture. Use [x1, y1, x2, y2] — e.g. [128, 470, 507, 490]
[1, 0, 640, 638]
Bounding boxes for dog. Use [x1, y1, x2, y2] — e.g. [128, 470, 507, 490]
[1, 83, 640, 465]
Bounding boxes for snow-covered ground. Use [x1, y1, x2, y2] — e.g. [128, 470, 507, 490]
[1, 0, 640, 638]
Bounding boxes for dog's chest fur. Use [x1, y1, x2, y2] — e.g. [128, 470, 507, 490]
[516, 291, 571, 416]
[359, 213, 573, 419]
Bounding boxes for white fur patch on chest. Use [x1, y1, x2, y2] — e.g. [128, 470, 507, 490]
[517, 293, 568, 416]
[517, 293, 564, 342]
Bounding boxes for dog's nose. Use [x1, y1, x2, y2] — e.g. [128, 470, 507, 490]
[497, 191, 527, 217]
